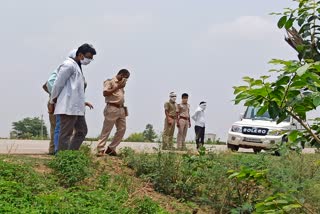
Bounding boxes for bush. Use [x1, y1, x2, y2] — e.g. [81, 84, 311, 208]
[121, 150, 320, 213]
[49, 150, 92, 187]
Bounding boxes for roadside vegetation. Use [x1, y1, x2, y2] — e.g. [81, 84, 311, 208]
[0, 146, 197, 214]
[121, 147, 320, 213]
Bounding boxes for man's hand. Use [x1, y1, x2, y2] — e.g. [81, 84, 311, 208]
[116, 80, 126, 89]
[48, 103, 55, 114]
[85, 102, 94, 110]
[168, 117, 174, 125]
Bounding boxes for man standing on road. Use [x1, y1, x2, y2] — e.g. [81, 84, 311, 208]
[162, 92, 177, 150]
[96, 69, 130, 157]
[48, 44, 96, 151]
[176, 93, 191, 150]
[191, 101, 207, 149]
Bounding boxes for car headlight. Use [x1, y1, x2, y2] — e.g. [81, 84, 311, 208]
[268, 130, 283, 136]
[231, 125, 242, 133]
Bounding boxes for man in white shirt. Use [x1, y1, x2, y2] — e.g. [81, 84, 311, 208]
[191, 101, 207, 149]
[42, 50, 77, 154]
[48, 44, 96, 151]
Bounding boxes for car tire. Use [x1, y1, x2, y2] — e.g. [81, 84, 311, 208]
[253, 148, 262, 154]
[227, 144, 239, 152]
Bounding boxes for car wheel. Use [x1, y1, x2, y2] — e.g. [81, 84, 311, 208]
[227, 144, 239, 152]
[253, 148, 262, 154]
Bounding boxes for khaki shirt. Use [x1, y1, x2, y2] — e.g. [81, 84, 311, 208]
[103, 77, 125, 105]
[177, 103, 190, 118]
[164, 101, 177, 117]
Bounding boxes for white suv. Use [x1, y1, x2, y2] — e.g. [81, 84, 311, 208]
[227, 106, 302, 153]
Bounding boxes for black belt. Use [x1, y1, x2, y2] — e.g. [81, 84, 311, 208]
[179, 116, 189, 120]
[108, 103, 124, 108]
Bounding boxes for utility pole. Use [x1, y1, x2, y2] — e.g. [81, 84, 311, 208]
[40, 114, 43, 140]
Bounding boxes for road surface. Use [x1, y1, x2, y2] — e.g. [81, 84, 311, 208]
[0, 139, 316, 155]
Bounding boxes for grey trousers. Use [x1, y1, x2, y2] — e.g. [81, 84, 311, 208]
[57, 115, 88, 151]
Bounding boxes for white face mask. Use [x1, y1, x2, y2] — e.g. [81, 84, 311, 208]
[200, 104, 207, 110]
[80, 57, 92, 65]
[170, 97, 177, 102]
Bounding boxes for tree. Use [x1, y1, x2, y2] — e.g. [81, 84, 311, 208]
[125, 133, 145, 142]
[143, 124, 158, 142]
[234, 0, 320, 148]
[11, 117, 48, 139]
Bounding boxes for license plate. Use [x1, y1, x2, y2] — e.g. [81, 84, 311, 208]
[243, 138, 262, 143]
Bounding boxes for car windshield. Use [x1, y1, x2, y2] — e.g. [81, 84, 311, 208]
[243, 106, 290, 122]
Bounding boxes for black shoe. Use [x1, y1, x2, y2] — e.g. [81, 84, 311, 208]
[105, 147, 117, 156]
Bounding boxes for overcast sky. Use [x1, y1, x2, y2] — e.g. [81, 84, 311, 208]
[0, 0, 299, 141]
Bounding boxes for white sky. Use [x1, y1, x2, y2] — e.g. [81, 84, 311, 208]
[0, 0, 299, 141]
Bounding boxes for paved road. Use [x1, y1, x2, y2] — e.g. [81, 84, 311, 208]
[0, 139, 316, 154]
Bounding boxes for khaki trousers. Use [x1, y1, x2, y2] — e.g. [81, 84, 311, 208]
[48, 113, 56, 154]
[97, 105, 126, 152]
[177, 119, 189, 150]
[162, 118, 175, 149]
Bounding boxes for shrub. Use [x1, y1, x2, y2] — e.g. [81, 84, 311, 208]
[49, 150, 92, 187]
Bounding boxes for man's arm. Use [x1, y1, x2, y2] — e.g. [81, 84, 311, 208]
[50, 64, 74, 104]
[103, 80, 125, 97]
[42, 82, 49, 94]
[164, 103, 174, 125]
[191, 110, 199, 122]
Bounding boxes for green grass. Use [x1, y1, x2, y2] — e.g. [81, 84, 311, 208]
[1, 147, 319, 213]
[120, 147, 320, 213]
[0, 150, 171, 214]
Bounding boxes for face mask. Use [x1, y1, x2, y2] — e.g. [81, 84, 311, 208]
[81, 57, 92, 65]
[200, 104, 207, 110]
[170, 97, 177, 102]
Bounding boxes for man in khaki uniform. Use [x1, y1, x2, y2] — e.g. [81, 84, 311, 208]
[97, 69, 130, 156]
[177, 93, 191, 150]
[162, 92, 177, 150]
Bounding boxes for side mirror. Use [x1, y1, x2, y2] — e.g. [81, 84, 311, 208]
[239, 113, 244, 120]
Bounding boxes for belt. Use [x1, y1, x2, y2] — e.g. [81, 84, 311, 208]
[179, 116, 189, 120]
[108, 103, 124, 108]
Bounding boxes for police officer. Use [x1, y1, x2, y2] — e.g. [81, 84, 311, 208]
[96, 69, 130, 156]
[177, 93, 191, 150]
[162, 92, 177, 150]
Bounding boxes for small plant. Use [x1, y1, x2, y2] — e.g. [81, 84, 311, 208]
[134, 196, 168, 214]
[49, 150, 92, 187]
[255, 192, 303, 213]
[228, 167, 269, 210]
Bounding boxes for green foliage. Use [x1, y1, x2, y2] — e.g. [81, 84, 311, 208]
[255, 192, 302, 213]
[11, 117, 48, 139]
[143, 124, 158, 142]
[121, 150, 320, 213]
[276, 0, 320, 61]
[125, 132, 145, 142]
[49, 150, 92, 187]
[134, 196, 168, 214]
[0, 154, 169, 213]
[234, 0, 320, 149]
